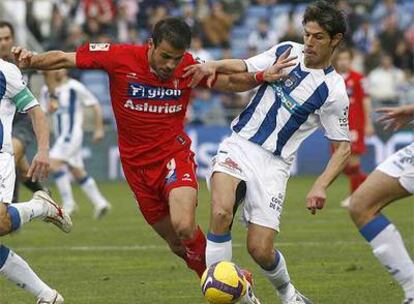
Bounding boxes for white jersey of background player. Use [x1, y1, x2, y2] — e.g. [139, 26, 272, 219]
[185, 2, 351, 304]
[0, 59, 72, 304]
[40, 69, 110, 219]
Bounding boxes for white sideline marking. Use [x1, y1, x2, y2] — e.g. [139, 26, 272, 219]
[13, 240, 371, 252]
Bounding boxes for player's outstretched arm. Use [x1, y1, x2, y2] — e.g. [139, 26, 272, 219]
[184, 59, 247, 88]
[211, 50, 296, 93]
[376, 104, 414, 131]
[27, 106, 50, 182]
[306, 141, 351, 215]
[12, 46, 76, 70]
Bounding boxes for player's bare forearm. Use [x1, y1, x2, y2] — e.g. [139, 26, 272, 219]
[314, 141, 351, 188]
[213, 73, 259, 93]
[31, 51, 76, 70]
[28, 106, 50, 152]
[93, 104, 104, 132]
[213, 59, 247, 74]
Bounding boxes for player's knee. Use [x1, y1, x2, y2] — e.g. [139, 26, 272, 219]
[0, 205, 12, 236]
[247, 240, 273, 268]
[168, 239, 186, 257]
[349, 190, 372, 225]
[211, 199, 233, 229]
[172, 220, 195, 240]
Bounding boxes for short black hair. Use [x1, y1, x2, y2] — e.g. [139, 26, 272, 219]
[152, 17, 191, 50]
[302, 1, 347, 38]
[0, 21, 14, 38]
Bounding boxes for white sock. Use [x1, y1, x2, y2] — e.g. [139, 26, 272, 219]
[78, 176, 108, 208]
[360, 215, 414, 298]
[54, 171, 76, 211]
[206, 232, 232, 267]
[261, 250, 295, 301]
[8, 199, 48, 229]
[0, 245, 54, 299]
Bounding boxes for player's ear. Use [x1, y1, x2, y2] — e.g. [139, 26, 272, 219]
[148, 38, 154, 49]
[330, 33, 343, 49]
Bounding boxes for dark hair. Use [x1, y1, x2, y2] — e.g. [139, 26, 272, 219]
[0, 21, 14, 38]
[152, 17, 191, 50]
[302, 1, 347, 38]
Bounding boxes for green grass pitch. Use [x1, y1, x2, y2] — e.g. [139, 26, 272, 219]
[0, 176, 412, 303]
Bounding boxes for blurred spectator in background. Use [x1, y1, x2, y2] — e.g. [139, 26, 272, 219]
[148, 5, 168, 32]
[82, 0, 116, 30]
[202, 1, 233, 48]
[378, 15, 403, 58]
[182, 3, 203, 36]
[278, 15, 302, 44]
[352, 18, 376, 54]
[188, 90, 226, 126]
[64, 23, 86, 51]
[392, 40, 414, 74]
[190, 36, 212, 62]
[247, 18, 278, 53]
[364, 38, 383, 74]
[220, 0, 248, 24]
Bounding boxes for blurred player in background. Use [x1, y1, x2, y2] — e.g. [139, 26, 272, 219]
[0, 21, 47, 203]
[12, 17, 292, 295]
[186, 1, 350, 303]
[40, 69, 111, 218]
[0, 57, 72, 304]
[333, 47, 374, 207]
[349, 103, 414, 304]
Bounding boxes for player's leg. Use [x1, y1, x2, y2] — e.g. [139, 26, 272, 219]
[349, 170, 414, 301]
[70, 164, 111, 219]
[50, 158, 77, 214]
[341, 153, 367, 207]
[206, 172, 242, 267]
[16, 154, 46, 193]
[0, 243, 64, 303]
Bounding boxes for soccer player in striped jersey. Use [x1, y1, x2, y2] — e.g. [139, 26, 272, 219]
[0, 58, 72, 304]
[349, 103, 414, 304]
[40, 69, 111, 218]
[185, 1, 350, 303]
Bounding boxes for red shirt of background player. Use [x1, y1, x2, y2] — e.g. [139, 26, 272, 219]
[76, 43, 209, 166]
[344, 70, 367, 154]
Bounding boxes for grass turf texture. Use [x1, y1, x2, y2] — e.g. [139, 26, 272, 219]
[0, 176, 412, 303]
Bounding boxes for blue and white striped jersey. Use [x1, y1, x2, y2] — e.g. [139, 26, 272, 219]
[231, 42, 350, 162]
[40, 79, 99, 142]
[0, 59, 38, 155]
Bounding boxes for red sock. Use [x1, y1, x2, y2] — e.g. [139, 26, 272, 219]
[344, 164, 367, 193]
[181, 226, 206, 278]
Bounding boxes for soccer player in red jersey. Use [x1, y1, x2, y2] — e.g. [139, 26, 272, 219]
[333, 47, 374, 207]
[12, 18, 295, 280]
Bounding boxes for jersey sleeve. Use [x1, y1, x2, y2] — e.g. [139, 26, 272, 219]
[5, 64, 38, 112]
[76, 43, 123, 72]
[319, 82, 350, 142]
[77, 82, 99, 106]
[243, 42, 294, 72]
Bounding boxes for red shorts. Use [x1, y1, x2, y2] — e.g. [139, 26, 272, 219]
[122, 149, 198, 225]
[349, 128, 366, 154]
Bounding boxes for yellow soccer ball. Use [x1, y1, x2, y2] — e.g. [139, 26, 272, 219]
[200, 261, 247, 304]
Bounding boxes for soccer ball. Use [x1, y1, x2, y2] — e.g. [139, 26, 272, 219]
[200, 261, 247, 304]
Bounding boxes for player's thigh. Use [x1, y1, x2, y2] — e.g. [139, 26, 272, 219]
[11, 137, 25, 163]
[350, 170, 410, 227]
[0, 154, 16, 204]
[169, 186, 197, 231]
[210, 172, 242, 215]
[0, 203, 11, 236]
[16, 155, 30, 177]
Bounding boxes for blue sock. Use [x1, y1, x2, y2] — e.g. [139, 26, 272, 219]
[0, 245, 10, 269]
[261, 250, 281, 271]
[6, 205, 21, 232]
[359, 214, 390, 242]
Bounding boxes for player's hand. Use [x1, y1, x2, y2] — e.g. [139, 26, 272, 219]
[263, 48, 297, 83]
[11, 46, 34, 69]
[92, 128, 105, 143]
[27, 150, 50, 182]
[376, 105, 414, 131]
[48, 98, 59, 113]
[306, 184, 327, 215]
[183, 62, 217, 88]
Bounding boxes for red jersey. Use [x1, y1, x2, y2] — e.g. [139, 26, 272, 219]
[76, 43, 207, 166]
[344, 70, 366, 131]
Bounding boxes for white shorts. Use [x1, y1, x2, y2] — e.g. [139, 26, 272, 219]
[376, 142, 414, 194]
[50, 135, 84, 169]
[0, 153, 16, 203]
[208, 133, 291, 231]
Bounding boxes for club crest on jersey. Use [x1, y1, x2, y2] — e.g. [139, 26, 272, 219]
[128, 82, 182, 100]
[89, 43, 110, 51]
[273, 84, 299, 113]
